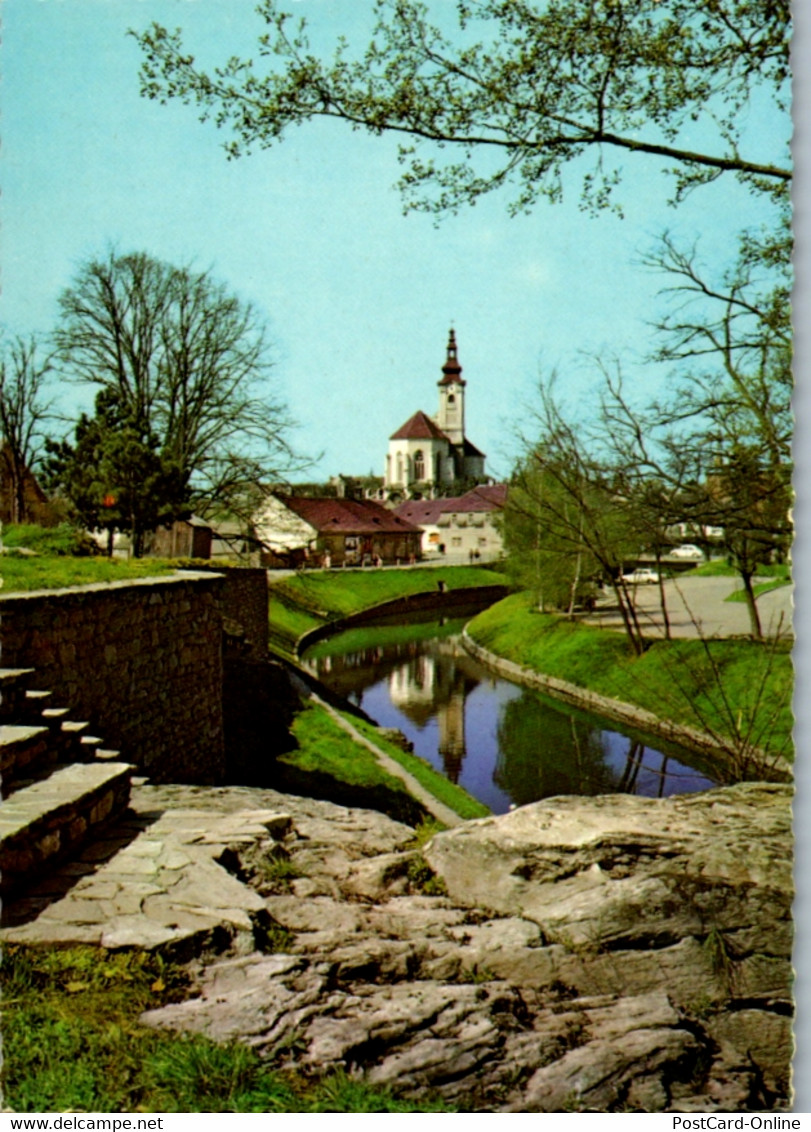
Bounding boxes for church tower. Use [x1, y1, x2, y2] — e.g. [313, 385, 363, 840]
[436, 329, 466, 447]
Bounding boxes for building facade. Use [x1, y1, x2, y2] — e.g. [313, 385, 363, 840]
[385, 330, 487, 500]
[253, 494, 421, 567]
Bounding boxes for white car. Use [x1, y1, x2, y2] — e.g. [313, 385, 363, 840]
[621, 567, 659, 585]
[671, 544, 703, 559]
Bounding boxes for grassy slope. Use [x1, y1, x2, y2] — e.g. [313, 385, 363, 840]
[269, 565, 505, 655]
[283, 703, 488, 821]
[0, 555, 175, 592]
[1, 946, 452, 1113]
[467, 593, 793, 762]
[344, 712, 490, 821]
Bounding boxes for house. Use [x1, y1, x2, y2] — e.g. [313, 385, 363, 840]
[145, 516, 213, 559]
[395, 484, 508, 561]
[253, 494, 422, 567]
[384, 330, 487, 500]
[0, 446, 58, 526]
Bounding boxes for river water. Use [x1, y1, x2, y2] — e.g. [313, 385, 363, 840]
[302, 613, 718, 814]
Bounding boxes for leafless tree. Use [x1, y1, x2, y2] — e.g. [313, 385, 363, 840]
[0, 335, 54, 524]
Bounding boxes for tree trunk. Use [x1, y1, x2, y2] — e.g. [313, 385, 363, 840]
[612, 578, 645, 655]
[655, 551, 671, 640]
[740, 570, 763, 639]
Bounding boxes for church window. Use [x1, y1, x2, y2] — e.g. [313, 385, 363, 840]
[396, 453, 403, 483]
[447, 394, 455, 404]
[414, 450, 425, 480]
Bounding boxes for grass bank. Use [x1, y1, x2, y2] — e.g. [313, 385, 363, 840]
[0, 945, 452, 1113]
[0, 555, 175, 592]
[466, 594, 793, 770]
[269, 565, 505, 656]
[279, 702, 488, 823]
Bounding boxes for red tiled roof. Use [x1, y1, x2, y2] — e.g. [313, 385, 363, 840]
[394, 485, 508, 526]
[394, 497, 463, 525]
[389, 411, 448, 442]
[460, 484, 508, 508]
[277, 495, 420, 535]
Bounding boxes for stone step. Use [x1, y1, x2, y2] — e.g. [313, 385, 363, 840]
[0, 761, 133, 898]
[0, 669, 36, 721]
[0, 724, 53, 794]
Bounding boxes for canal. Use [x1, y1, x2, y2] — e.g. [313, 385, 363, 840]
[301, 612, 719, 815]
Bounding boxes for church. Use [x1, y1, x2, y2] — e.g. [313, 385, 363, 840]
[384, 330, 487, 501]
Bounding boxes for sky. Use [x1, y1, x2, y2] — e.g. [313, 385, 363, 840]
[0, 0, 790, 485]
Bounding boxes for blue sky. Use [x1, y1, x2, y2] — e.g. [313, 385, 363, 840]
[1, 0, 790, 483]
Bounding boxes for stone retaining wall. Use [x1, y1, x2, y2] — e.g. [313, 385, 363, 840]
[179, 566, 269, 660]
[0, 574, 226, 783]
[295, 584, 509, 655]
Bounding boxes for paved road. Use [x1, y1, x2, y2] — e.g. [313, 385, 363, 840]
[586, 576, 793, 640]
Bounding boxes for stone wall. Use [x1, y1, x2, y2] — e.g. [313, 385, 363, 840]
[0, 574, 226, 783]
[174, 565, 269, 660]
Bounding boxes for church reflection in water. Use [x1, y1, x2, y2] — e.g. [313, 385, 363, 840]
[304, 624, 718, 814]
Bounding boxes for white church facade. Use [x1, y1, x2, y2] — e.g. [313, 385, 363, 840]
[384, 330, 487, 500]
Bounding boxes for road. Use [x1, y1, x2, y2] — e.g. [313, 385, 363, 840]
[586, 575, 793, 640]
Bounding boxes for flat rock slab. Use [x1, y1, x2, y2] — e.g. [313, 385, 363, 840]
[1, 780, 793, 1112]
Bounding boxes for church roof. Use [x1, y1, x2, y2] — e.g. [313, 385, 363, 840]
[389, 410, 448, 441]
[276, 495, 420, 535]
[459, 437, 486, 459]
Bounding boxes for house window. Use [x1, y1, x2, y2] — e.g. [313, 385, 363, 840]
[451, 537, 462, 548]
[414, 450, 425, 480]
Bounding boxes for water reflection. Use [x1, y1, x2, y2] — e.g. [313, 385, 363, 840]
[303, 621, 717, 814]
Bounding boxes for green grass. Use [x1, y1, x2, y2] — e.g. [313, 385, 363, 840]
[466, 593, 793, 769]
[1, 945, 452, 1113]
[2, 522, 98, 556]
[725, 579, 791, 602]
[305, 615, 471, 660]
[691, 559, 792, 580]
[268, 565, 505, 655]
[285, 703, 414, 795]
[0, 555, 175, 592]
[345, 713, 490, 821]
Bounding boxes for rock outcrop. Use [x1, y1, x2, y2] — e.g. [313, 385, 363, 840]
[140, 781, 793, 1112]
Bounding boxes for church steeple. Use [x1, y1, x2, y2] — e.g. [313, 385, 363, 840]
[439, 328, 465, 387]
[436, 327, 465, 446]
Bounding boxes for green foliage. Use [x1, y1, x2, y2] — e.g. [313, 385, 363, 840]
[467, 594, 793, 773]
[0, 555, 174, 592]
[725, 579, 790, 603]
[44, 389, 188, 556]
[1, 945, 453, 1113]
[133, 0, 789, 219]
[50, 249, 296, 524]
[346, 714, 490, 821]
[404, 854, 448, 897]
[1, 522, 96, 556]
[268, 565, 505, 655]
[286, 703, 413, 795]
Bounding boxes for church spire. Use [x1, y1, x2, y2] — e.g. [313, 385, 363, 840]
[439, 328, 465, 386]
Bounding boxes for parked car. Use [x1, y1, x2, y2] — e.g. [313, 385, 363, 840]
[671, 544, 703, 559]
[621, 567, 660, 585]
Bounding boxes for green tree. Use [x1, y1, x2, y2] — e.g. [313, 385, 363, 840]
[54, 250, 297, 521]
[44, 391, 187, 557]
[133, 0, 790, 218]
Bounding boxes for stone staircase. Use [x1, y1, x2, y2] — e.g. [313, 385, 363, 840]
[0, 668, 134, 901]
